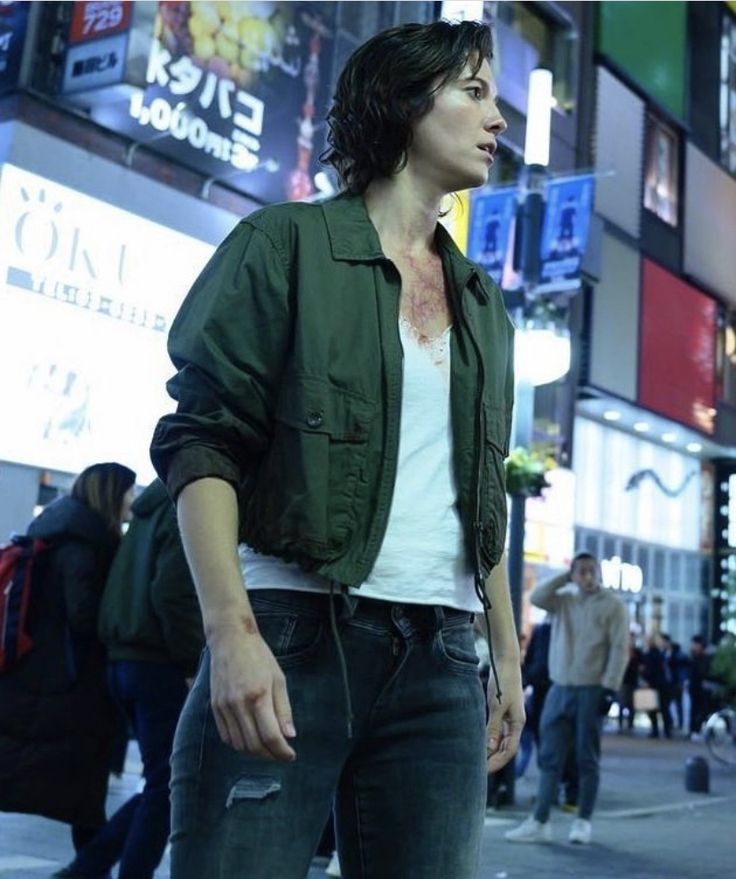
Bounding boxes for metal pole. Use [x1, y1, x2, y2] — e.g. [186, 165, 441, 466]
[495, 168, 544, 807]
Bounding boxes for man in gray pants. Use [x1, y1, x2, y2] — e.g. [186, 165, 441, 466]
[505, 552, 628, 845]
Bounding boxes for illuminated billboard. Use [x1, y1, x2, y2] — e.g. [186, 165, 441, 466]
[89, 1, 337, 203]
[0, 163, 214, 482]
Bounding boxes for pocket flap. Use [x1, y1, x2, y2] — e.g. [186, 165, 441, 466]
[275, 376, 376, 441]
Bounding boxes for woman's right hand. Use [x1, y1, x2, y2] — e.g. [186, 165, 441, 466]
[207, 621, 297, 761]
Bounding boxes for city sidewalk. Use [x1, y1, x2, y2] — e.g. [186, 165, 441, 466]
[0, 724, 734, 878]
[481, 721, 736, 879]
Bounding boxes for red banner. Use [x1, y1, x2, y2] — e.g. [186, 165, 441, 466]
[638, 259, 717, 434]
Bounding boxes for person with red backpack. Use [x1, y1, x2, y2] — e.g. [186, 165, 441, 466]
[0, 462, 135, 857]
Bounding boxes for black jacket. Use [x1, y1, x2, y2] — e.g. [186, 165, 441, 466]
[98, 479, 204, 676]
[0, 497, 120, 827]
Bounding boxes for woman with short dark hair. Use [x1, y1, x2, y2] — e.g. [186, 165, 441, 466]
[152, 19, 522, 879]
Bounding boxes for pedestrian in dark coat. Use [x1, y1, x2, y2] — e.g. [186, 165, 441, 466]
[52, 478, 204, 879]
[0, 462, 135, 851]
[688, 634, 712, 735]
[641, 635, 672, 738]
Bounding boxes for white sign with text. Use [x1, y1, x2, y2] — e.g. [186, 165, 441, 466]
[0, 163, 214, 482]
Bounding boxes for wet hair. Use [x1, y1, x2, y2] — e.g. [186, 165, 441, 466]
[71, 462, 136, 537]
[322, 19, 493, 194]
[571, 551, 598, 572]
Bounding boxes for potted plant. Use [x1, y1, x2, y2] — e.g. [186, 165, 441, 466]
[504, 446, 554, 497]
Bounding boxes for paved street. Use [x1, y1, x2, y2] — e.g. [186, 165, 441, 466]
[1, 724, 734, 878]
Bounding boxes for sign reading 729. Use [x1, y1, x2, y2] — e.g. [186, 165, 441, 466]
[69, 1, 133, 45]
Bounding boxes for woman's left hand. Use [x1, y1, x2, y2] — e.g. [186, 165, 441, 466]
[485, 657, 525, 773]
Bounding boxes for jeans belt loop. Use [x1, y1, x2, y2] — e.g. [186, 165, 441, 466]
[434, 605, 445, 630]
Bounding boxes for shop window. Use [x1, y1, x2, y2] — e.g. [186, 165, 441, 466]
[653, 548, 666, 591]
[716, 310, 736, 407]
[668, 601, 681, 639]
[487, 1, 577, 115]
[669, 554, 682, 591]
[685, 556, 701, 593]
[720, 12, 736, 174]
[602, 536, 616, 562]
[643, 113, 679, 227]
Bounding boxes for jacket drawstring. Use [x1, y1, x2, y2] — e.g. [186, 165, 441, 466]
[329, 580, 354, 738]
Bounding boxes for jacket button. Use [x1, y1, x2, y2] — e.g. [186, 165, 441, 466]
[306, 410, 323, 429]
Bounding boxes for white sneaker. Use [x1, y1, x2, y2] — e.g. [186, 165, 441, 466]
[568, 817, 592, 844]
[325, 850, 342, 877]
[504, 816, 553, 843]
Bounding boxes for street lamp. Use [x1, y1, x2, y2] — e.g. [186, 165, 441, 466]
[515, 320, 571, 388]
[524, 68, 553, 167]
[490, 67, 560, 811]
[507, 68, 557, 636]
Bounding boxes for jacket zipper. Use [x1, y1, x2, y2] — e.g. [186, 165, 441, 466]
[457, 272, 488, 584]
[458, 274, 503, 702]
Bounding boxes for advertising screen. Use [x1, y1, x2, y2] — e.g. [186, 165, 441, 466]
[90, 1, 336, 204]
[0, 163, 214, 483]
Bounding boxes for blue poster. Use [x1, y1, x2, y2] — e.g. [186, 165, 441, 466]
[467, 186, 518, 286]
[0, 2, 30, 94]
[537, 174, 595, 293]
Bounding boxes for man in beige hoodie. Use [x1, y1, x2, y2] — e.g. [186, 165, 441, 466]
[505, 552, 628, 845]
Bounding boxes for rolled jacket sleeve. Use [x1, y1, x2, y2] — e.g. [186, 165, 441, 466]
[150, 221, 293, 500]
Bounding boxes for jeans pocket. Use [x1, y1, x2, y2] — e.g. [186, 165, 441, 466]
[436, 624, 481, 676]
[252, 603, 324, 668]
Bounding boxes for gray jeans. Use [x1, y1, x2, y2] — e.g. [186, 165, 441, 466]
[533, 683, 603, 822]
[169, 590, 488, 879]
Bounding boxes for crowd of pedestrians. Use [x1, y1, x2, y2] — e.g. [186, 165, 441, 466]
[615, 630, 717, 740]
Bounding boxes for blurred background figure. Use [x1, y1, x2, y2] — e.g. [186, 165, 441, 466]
[688, 635, 713, 738]
[52, 478, 204, 879]
[0, 463, 135, 855]
[519, 619, 579, 810]
[641, 634, 672, 739]
[618, 633, 642, 733]
[660, 633, 688, 732]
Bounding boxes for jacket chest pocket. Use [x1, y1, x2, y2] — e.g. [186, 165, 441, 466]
[248, 376, 376, 557]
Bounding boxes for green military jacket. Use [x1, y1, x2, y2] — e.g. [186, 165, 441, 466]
[150, 193, 514, 587]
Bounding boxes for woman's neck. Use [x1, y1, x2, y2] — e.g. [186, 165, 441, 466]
[363, 174, 444, 255]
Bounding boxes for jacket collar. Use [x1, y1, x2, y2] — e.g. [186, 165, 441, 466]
[321, 192, 489, 303]
[321, 192, 385, 261]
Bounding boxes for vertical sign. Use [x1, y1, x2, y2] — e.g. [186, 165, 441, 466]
[536, 174, 595, 293]
[467, 186, 517, 285]
[0, 1, 30, 94]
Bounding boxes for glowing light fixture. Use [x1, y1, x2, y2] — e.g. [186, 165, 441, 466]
[633, 421, 651, 432]
[662, 432, 677, 443]
[686, 442, 703, 453]
[603, 410, 622, 422]
[515, 325, 571, 387]
[524, 68, 554, 167]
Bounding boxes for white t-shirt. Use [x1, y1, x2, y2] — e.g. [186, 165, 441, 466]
[240, 317, 479, 612]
